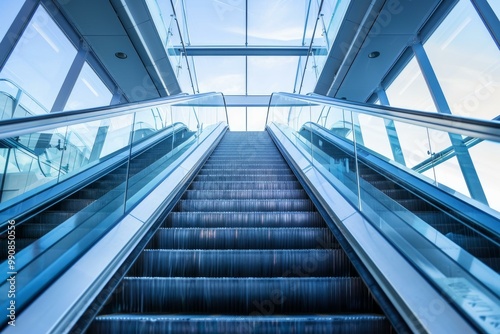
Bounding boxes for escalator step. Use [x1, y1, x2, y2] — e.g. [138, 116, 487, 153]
[90, 314, 392, 334]
[164, 212, 326, 228]
[188, 181, 303, 191]
[175, 199, 315, 212]
[194, 174, 297, 182]
[148, 228, 338, 250]
[203, 162, 289, 169]
[198, 168, 294, 176]
[106, 277, 378, 314]
[129, 249, 355, 277]
[183, 189, 308, 200]
[51, 198, 95, 212]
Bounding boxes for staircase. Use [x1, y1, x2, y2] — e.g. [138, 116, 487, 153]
[89, 131, 393, 333]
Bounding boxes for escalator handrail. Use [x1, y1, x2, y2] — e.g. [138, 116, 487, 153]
[268, 92, 500, 142]
[0, 92, 226, 139]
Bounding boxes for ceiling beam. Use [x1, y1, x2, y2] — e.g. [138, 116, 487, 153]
[168, 46, 328, 57]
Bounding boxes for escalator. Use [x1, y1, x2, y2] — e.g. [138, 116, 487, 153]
[87, 131, 395, 333]
[299, 124, 500, 274]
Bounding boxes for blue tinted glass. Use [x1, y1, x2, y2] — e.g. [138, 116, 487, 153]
[0, 5, 77, 110]
[65, 63, 112, 110]
[0, 0, 25, 41]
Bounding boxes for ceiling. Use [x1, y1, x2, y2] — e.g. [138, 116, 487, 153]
[53, 0, 454, 104]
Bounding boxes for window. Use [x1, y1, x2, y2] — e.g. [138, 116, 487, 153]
[0, 0, 25, 42]
[65, 63, 112, 110]
[385, 57, 436, 112]
[0, 5, 77, 111]
[424, 0, 500, 120]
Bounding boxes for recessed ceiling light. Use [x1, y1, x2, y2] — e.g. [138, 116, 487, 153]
[368, 51, 380, 58]
[115, 52, 128, 59]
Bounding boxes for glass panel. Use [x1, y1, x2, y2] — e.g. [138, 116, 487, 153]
[195, 56, 245, 94]
[357, 113, 393, 160]
[424, 0, 500, 120]
[248, 0, 307, 45]
[469, 140, 500, 212]
[64, 63, 112, 111]
[126, 93, 226, 210]
[266, 93, 500, 333]
[386, 57, 437, 112]
[184, 0, 245, 45]
[0, 0, 26, 41]
[0, 5, 77, 110]
[247, 56, 297, 94]
[0, 93, 227, 320]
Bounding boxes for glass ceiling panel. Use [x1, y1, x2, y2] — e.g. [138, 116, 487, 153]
[184, 0, 246, 45]
[194, 56, 245, 94]
[247, 56, 297, 94]
[248, 0, 312, 46]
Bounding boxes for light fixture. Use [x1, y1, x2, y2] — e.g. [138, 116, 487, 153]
[115, 52, 128, 59]
[368, 51, 380, 58]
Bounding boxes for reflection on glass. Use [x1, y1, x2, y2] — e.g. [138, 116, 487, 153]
[0, 5, 77, 110]
[386, 57, 436, 112]
[0, 0, 26, 41]
[65, 63, 112, 111]
[424, 0, 500, 120]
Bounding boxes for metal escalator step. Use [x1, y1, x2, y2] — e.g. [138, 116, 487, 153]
[413, 211, 464, 233]
[51, 198, 95, 212]
[72, 188, 113, 199]
[164, 211, 326, 228]
[23, 211, 75, 224]
[175, 199, 315, 212]
[106, 277, 378, 314]
[445, 232, 500, 258]
[194, 174, 297, 182]
[90, 314, 392, 334]
[182, 189, 308, 200]
[397, 199, 436, 212]
[149, 228, 338, 250]
[379, 188, 412, 200]
[16, 222, 61, 238]
[129, 249, 355, 277]
[188, 181, 303, 191]
[197, 168, 294, 176]
[203, 162, 289, 169]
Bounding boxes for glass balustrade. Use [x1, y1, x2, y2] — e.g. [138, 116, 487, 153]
[0, 92, 228, 321]
[267, 92, 500, 333]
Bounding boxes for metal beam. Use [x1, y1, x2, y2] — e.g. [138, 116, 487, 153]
[167, 46, 328, 57]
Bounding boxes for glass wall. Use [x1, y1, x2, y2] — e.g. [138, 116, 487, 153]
[0, 0, 26, 41]
[65, 63, 113, 110]
[0, 3, 117, 117]
[1, 5, 77, 110]
[423, 0, 500, 120]
[385, 57, 436, 112]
